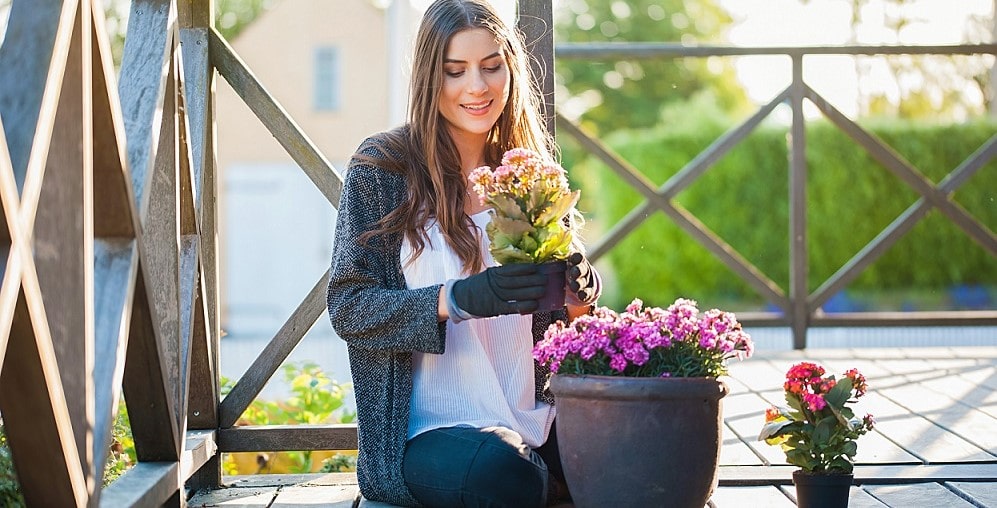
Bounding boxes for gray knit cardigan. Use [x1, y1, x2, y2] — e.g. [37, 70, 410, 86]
[326, 133, 565, 507]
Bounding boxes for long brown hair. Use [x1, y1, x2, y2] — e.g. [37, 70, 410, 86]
[357, 0, 554, 275]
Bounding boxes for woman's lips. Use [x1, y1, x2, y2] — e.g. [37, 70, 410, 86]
[461, 99, 493, 116]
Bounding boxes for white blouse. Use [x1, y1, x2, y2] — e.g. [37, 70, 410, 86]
[401, 210, 555, 448]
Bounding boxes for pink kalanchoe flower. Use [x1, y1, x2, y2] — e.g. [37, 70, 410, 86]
[845, 368, 869, 397]
[803, 393, 828, 412]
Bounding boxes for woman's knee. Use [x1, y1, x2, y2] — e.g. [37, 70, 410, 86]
[461, 427, 548, 507]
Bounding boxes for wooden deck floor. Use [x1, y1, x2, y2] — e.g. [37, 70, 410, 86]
[189, 346, 997, 507]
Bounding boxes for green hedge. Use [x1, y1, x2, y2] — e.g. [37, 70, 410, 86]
[563, 120, 997, 311]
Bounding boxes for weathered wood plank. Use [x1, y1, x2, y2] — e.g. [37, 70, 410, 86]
[879, 381, 997, 456]
[720, 391, 772, 466]
[224, 472, 360, 488]
[188, 265, 218, 429]
[92, 0, 136, 238]
[178, 0, 213, 29]
[0, 0, 78, 190]
[178, 26, 220, 434]
[144, 43, 184, 446]
[708, 485, 795, 507]
[118, 0, 174, 216]
[837, 487, 889, 507]
[123, 263, 181, 461]
[99, 461, 179, 508]
[208, 29, 343, 207]
[91, 0, 141, 492]
[92, 238, 137, 487]
[179, 28, 210, 214]
[718, 463, 997, 484]
[219, 270, 330, 428]
[187, 485, 278, 508]
[271, 485, 357, 508]
[0, 113, 17, 370]
[32, 2, 95, 493]
[0, 286, 88, 507]
[516, 1, 554, 136]
[178, 235, 200, 433]
[864, 482, 977, 507]
[217, 424, 358, 453]
[946, 481, 997, 507]
[100, 430, 213, 507]
[182, 429, 218, 479]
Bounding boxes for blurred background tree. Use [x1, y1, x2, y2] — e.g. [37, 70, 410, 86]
[553, 0, 750, 134]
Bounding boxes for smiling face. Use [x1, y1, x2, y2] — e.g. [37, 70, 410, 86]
[439, 27, 510, 149]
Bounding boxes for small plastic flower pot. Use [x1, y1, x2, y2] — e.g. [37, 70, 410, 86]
[535, 260, 566, 312]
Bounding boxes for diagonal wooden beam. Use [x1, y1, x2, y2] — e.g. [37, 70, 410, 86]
[123, 258, 181, 462]
[90, 0, 142, 494]
[0, 283, 88, 507]
[31, 2, 96, 496]
[118, 0, 175, 218]
[555, 113, 787, 307]
[117, 0, 181, 463]
[0, 121, 15, 370]
[178, 27, 220, 434]
[0, 0, 79, 193]
[219, 270, 330, 428]
[808, 136, 997, 312]
[805, 85, 997, 256]
[208, 28, 343, 207]
[145, 43, 184, 450]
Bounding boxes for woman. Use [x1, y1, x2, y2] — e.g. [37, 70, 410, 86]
[327, 1, 601, 506]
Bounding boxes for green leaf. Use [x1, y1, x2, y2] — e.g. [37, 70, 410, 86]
[491, 245, 534, 264]
[489, 194, 528, 220]
[841, 440, 858, 457]
[490, 215, 535, 239]
[825, 376, 852, 408]
[814, 416, 835, 443]
[759, 420, 792, 443]
[535, 190, 580, 226]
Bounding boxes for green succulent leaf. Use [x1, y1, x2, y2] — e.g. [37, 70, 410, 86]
[489, 194, 528, 221]
[490, 215, 535, 239]
[490, 245, 533, 264]
[535, 190, 580, 226]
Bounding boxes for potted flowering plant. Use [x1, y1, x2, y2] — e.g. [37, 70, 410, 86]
[759, 362, 876, 508]
[533, 298, 754, 508]
[468, 148, 580, 310]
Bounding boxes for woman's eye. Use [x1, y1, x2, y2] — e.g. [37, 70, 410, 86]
[446, 70, 465, 77]
[485, 65, 502, 73]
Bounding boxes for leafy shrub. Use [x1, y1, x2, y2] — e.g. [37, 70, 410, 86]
[223, 361, 356, 474]
[0, 421, 25, 507]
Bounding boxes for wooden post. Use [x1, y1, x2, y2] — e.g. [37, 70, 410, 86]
[788, 53, 808, 350]
[516, 1, 555, 137]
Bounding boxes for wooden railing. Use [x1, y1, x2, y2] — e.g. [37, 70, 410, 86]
[555, 43, 997, 348]
[0, 0, 993, 506]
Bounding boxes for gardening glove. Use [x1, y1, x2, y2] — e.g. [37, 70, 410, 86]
[450, 263, 548, 320]
[565, 252, 602, 306]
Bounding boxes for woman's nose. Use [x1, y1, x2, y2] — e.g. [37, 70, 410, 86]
[467, 70, 487, 95]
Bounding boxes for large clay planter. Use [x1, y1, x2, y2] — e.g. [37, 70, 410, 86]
[550, 374, 729, 508]
[792, 470, 853, 508]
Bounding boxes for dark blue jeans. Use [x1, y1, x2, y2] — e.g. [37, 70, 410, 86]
[402, 424, 567, 508]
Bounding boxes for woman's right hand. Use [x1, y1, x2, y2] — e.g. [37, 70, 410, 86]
[452, 264, 548, 317]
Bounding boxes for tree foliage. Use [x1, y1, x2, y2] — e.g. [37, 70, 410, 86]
[553, 0, 749, 133]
